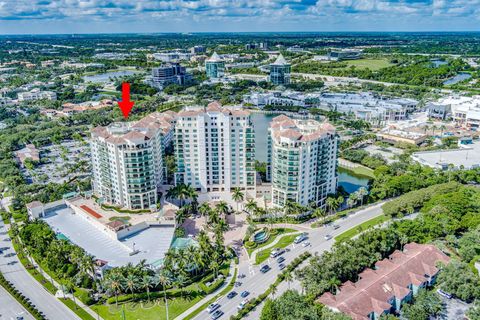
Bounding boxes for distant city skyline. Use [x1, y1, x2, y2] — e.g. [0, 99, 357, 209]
[1, 0, 480, 34]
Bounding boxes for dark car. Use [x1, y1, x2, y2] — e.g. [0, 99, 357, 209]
[276, 256, 285, 264]
[227, 291, 237, 299]
[279, 263, 286, 270]
[240, 290, 250, 298]
[211, 310, 224, 320]
[260, 265, 271, 273]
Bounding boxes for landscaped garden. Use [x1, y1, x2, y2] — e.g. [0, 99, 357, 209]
[245, 227, 297, 256]
[255, 233, 300, 265]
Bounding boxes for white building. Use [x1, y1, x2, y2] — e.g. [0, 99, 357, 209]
[244, 91, 416, 126]
[433, 95, 480, 129]
[90, 112, 176, 210]
[17, 89, 56, 101]
[174, 102, 256, 195]
[268, 115, 338, 208]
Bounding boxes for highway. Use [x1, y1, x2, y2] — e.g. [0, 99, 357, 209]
[0, 286, 35, 320]
[192, 202, 386, 320]
[0, 220, 80, 320]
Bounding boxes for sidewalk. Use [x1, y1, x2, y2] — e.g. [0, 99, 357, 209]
[175, 262, 237, 320]
[249, 231, 300, 264]
[6, 220, 103, 320]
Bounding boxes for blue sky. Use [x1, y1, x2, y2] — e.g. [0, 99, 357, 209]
[0, 0, 479, 34]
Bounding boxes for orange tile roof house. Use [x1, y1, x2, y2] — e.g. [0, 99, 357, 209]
[318, 243, 450, 320]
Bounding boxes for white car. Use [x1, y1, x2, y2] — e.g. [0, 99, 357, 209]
[237, 299, 250, 310]
[302, 241, 311, 247]
[324, 234, 333, 240]
[207, 303, 221, 313]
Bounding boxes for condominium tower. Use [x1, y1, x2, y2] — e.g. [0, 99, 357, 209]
[90, 112, 176, 210]
[268, 115, 338, 208]
[174, 102, 256, 194]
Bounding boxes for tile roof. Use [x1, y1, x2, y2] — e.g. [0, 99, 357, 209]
[317, 243, 450, 320]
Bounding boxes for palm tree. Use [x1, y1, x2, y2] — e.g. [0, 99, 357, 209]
[124, 274, 138, 300]
[312, 207, 326, 223]
[326, 196, 338, 214]
[215, 201, 230, 216]
[198, 202, 211, 217]
[284, 271, 293, 289]
[157, 271, 171, 320]
[270, 284, 277, 298]
[175, 273, 188, 297]
[245, 199, 258, 215]
[328, 277, 341, 293]
[232, 187, 244, 213]
[357, 187, 368, 206]
[209, 260, 220, 278]
[347, 193, 358, 208]
[139, 274, 154, 302]
[104, 273, 123, 306]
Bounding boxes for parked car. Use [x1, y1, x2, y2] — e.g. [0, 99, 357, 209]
[324, 234, 333, 240]
[227, 291, 237, 299]
[240, 290, 250, 298]
[276, 256, 285, 264]
[237, 299, 250, 310]
[260, 265, 271, 273]
[333, 224, 340, 230]
[302, 241, 311, 247]
[234, 281, 242, 287]
[279, 263, 286, 270]
[211, 310, 224, 319]
[437, 289, 452, 299]
[270, 248, 285, 258]
[207, 303, 221, 313]
[294, 234, 308, 244]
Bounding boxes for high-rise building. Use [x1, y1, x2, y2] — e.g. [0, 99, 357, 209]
[150, 63, 192, 89]
[268, 115, 338, 208]
[205, 52, 225, 79]
[269, 54, 291, 85]
[190, 45, 206, 54]
[174, 102, 256, 194]
[90, 112, 176, 210]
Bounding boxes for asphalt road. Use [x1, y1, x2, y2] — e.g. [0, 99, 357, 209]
[0, 220, 80, 320]
[0, 286, 35, 320]
[193, 202, 386, 320]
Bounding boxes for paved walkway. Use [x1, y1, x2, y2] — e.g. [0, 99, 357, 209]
[175, 262, 237, 320]
[249, 231, 301, 264]
[0, 220, 81, 320]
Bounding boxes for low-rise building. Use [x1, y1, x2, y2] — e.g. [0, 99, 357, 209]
[428, 95, 480, 128]
[377, 129, 427, 145]
[318, 243, 450, 320]
[328, 49, 363, 61]
[15, 144, 40, 167]
[18, 89, 56, 101]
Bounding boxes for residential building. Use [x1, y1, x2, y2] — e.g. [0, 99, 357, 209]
[90, 112, 176, 209]
[318, 243, 450, 320]
[17, 89, 56, 101]
[205, 52, 225, 79]
[149, 63, 192, 89]
[269, 54, 291, 85]
[377, 129, 427, 145]
[15, 144, 40, 167]
[427, 95, 480, 128]
[268, 115, 338, 208]
[174, 102, 256, 194]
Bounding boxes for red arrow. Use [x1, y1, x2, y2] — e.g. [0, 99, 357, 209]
[118, 82, 134, 119]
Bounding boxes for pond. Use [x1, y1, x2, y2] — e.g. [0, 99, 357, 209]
[431, 59, 447, 68]
[337, 167, 370, 194]
[443, 72, 472, 85]
[83, 70, 138, 83]
[250, 112, 370, 193]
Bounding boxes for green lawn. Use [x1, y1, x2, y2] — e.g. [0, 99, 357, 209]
[255, 233, 300, 265]
[246, 228, 297, 256]
[91, 293, 204, 320]
[335, 215, 388, 243]
[344, 58, 393, 71]
[338, 163, 375, 179]
[60, 298, 95, 320]
[183, 268, 238, 320]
